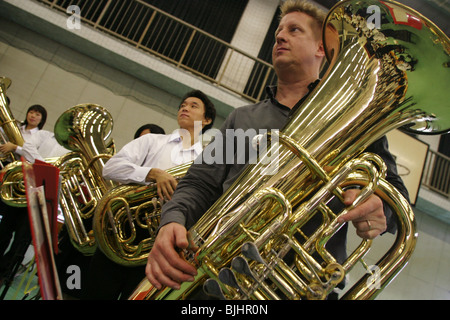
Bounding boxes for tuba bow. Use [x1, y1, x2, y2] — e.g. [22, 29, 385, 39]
[129, 0, 449, 300]
[0, 77, 27, 207]
[53, 104, 117, 255]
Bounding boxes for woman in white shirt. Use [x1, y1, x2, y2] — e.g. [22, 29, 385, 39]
[0, 104, 47, 160]
[0, 104, 69, 163]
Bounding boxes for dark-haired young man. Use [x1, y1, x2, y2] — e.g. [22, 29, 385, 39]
[103, 90, 216, 201]
[84, 90, 216, 299]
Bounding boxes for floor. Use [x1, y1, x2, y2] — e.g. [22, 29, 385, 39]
[0, 246, 39, 300]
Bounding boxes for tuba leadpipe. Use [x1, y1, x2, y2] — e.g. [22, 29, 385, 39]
[0, 77, 24, 160]
[129, 0, 449, 300]
[0, 77, 27, 207]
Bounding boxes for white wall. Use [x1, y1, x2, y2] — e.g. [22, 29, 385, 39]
[344, 206, 450, 300]
[0, 21, 184, 150]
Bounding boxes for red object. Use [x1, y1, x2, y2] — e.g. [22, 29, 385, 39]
[31, 159, 61, 254]
[22, 158, 62, 300]
[381, 1, 423, 30]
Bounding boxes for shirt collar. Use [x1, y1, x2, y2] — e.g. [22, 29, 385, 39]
[21, 124, 39, 134]
[266, 79, 320, 106]
[169, 129, 183, 142]
[192, 140, 203, 154]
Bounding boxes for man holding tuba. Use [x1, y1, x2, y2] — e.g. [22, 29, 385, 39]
[84, 90, 216, 299]
[145, 0, 409, 299]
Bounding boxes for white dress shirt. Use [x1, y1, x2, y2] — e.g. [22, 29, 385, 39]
[0, 124, 41, 162]
[19, 124, 39, 141]
[1, 124, 39, 157]
[17, 129, 69, 163]
[13, 124, 39, 159]
[103, 129, 203, 185]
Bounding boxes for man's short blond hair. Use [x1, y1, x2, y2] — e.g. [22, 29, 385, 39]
[279, 0, 327, 39]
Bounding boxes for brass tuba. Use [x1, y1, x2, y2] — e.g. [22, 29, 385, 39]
[0, 77, 27, 207]
[0, 77, 24, 161]
[129, 0, 449, 300]
[93, 162, 192, 266]
[53, 104, 117, 255]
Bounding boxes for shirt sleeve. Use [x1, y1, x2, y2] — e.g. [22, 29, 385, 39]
[16, 131, 50, 163]
[17, 130, 70, 163]
[102, 136, 155, 184]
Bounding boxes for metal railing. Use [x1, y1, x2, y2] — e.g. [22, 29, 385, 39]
[35, 0, 277, 102]
[422, 149, 450, 198]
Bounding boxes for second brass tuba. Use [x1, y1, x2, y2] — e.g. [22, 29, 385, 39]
[0, 77, 24, 163]
[129, 0, 449, 300]
[0, 77, 26, 207]
[53, 104, 117, 255]
[93, 162, 192, 266]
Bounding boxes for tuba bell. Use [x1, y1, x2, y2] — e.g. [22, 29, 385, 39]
[53, 104, 117, 255]
[129, 0, 449, 300]
[0, 77, 27, 207]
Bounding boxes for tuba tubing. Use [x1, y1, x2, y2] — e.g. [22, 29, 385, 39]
[128, 157, 417, 300]
[339, 171, 417, 299]
[0, 77, 24, 157]
[93, 161, 192, 266]
[0, 77, 27, 207]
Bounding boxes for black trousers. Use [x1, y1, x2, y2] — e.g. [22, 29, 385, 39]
[83, 248, 146, 300]
[0, 202, 30, 276]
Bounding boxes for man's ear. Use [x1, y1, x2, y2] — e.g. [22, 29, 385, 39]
[316, 41, 325, 58]
[203, 117, 212, 127]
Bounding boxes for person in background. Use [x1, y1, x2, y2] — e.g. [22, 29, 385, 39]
[0, 104, 47, 160]
[134, 124, 165, 139]
[83, 90, 216, 299]
[103, 90, 216, 201]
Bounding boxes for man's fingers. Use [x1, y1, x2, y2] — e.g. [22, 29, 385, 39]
[156, 178, 178, 201]
[147, 247, 196, 289]
[146, 223, 198, 290]
[147, 258, 183, 290]
[145, 262, 162, 290]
